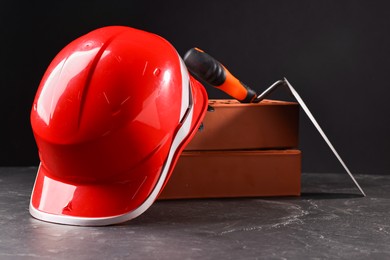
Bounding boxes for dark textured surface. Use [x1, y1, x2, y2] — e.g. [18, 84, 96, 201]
[1, 167, 389, 259]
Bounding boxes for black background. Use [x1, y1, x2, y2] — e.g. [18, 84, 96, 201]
[1, 0, 389, 174]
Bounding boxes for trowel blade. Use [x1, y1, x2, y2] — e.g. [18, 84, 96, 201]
[283, 78, 366, 196]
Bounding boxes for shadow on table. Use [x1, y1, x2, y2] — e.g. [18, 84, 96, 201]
[300, 192, 364, 200]
[120, 192, 365, 227]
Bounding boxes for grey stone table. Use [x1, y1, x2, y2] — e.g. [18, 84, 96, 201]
[1, 167, 389, 259]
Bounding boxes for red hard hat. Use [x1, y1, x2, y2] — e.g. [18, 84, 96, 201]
[30, 26, 208, 226]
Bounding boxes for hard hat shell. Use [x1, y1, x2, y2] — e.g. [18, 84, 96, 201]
[30, 26, 208, 226]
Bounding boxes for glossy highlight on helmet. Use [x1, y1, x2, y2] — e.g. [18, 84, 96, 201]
[30, 26, 208, 226]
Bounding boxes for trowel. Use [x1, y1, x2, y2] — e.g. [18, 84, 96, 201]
[184, 47, 366, 197]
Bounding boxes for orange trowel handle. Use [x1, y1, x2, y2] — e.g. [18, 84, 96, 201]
[183, 48, 257, 103]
